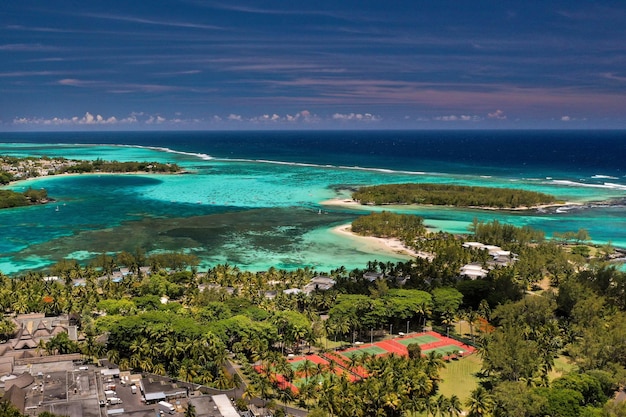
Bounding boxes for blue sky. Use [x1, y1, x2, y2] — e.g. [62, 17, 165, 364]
[2, 1, 626, 130]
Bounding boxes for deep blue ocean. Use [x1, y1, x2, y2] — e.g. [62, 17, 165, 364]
[1, 130, 625, 274]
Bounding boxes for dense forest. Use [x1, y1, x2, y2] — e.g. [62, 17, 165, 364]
[352, 183, 558, 208]
[1, 215, 626, 416]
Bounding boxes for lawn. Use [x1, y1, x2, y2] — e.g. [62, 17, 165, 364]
[437, 354, 482, 403]
[548, 355, 576, 381]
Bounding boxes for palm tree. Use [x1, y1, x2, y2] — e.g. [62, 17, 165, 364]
[107, 349, 120, 365]
[152, 362, 166, 376]
[35, 339, 47, 357]
[296, 359, 316, 383]
[466, 386, 494, 417]
[434, 394, 449, 417]
[466, 308, 479, 342]
[447, 395, 462, 417]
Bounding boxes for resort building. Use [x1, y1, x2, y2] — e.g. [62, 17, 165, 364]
[460, 241, 518, 279]
[363, 271, 384, 282]
[303, 275, 336, 294]
[0, 314, 76, 358]
[459, 263, 489, 280]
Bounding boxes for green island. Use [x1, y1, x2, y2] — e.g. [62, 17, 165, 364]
[352, 183, 559, 209]
[1, 210, 625, 417]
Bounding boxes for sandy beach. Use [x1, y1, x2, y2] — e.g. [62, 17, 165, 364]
[332, 223, 433, 260]
[320, 197, 360, 207]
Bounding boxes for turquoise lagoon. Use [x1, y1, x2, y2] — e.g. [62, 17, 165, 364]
[1, 131, 625, 274]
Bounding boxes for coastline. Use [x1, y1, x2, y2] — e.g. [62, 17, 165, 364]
[332, 223, 433, 260]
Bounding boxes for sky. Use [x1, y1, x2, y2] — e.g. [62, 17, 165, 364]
[2, 1, 626, 130]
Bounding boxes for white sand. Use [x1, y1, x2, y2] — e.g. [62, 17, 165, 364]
[320, 198, 360, 207]
[331, 223, 433, 260]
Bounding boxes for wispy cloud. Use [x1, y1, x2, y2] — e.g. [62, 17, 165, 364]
[5, 24, 76, 34]
[0, 43, 60, 51]
[77, 12, 223, 31]
[57, 78, 215, 94]
[0, 71, 63, 78]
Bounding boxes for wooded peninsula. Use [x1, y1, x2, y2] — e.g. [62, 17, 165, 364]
[0, 155, 181, 209]
[352, 183, 558, 209]
[0, 155, 181, 185]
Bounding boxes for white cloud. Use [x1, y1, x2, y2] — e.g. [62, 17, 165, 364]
[331, 112, 381, 122]
[488, 109, 507, 120]
[434, 114, 480, 122]
[146, 115, 167, 124]
[561, 116, 571, 121]
[221, 110, 319, 124]
[11, 112, 180, 126]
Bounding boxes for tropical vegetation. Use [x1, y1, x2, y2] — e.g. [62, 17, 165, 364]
[0, 213, 625, 415]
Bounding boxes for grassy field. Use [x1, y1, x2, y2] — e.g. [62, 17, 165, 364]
[437, 354, 482, 403]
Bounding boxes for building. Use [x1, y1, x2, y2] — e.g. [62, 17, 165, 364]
[459, 263, 489, 280]
[211, 394, 240, 417]
[303, 275, 336, 294]
[460, 241, 518, 279]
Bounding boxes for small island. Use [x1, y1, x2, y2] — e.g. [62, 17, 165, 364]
[351, 183, 559, 209]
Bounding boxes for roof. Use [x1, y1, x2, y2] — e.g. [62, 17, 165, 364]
[145, 391, 166, 401]
[212, 394, 240, 417]
[460, 263, 488, 279]
[101, 368, 121, 376]
[4, 373, 34, 390]
[3, 385, 26, 413]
